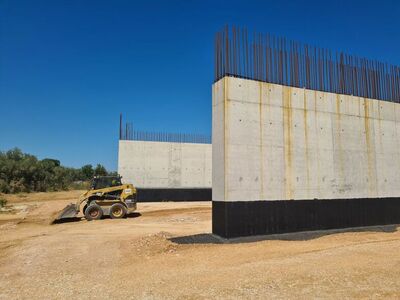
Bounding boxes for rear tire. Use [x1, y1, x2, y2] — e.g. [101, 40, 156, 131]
[85, 204, 103, 221]
[110, 203, 127, 219]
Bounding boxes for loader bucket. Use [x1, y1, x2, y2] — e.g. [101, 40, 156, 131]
[53, 203, 79, 223]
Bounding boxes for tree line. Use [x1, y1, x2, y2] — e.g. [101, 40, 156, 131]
[0, 148, 116, 193]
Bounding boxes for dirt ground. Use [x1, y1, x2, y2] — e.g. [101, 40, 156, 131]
[0, 191, 399, 299]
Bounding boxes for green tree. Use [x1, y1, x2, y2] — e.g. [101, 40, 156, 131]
[80, 164, 94, 180]
[0, 148, 114, 194]
[94, 164, 107, 176]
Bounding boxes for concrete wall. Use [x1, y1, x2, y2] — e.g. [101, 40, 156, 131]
[118, 140, 211, 188]
[213, 76, 400, 202]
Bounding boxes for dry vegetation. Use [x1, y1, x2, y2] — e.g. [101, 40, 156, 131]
[0, 191, 399, 299]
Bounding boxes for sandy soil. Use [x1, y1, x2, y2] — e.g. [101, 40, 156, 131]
[0, 191, 399, 299]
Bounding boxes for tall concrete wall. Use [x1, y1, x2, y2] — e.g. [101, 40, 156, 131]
[212, 76, 400, 237]
[118, 140, 211, 188]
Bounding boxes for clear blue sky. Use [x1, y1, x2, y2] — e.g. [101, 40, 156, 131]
[1, 0, 400, 171]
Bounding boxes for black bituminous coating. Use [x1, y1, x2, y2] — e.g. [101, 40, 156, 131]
[136, 188, 211, 202]
[212, 198, 400, 238]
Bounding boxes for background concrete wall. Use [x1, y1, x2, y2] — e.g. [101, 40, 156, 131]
[213, 76, 400, 202]
[118, 140, 211, 188]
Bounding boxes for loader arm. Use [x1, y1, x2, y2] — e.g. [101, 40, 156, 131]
[74, 192, 90, 212]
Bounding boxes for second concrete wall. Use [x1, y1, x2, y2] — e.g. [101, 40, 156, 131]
[118, 140, 212, 188]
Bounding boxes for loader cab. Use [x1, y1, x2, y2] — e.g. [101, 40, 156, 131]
[91, 176, 122, 190]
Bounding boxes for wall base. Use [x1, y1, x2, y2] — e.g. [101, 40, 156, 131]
[137, 188, 211, 202]
[212, 198, 400, 238]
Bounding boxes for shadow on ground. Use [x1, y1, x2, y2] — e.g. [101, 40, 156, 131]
[169, 224, 399, 245]
[52, 217, 82, 224]
[52, 212, 142, 224]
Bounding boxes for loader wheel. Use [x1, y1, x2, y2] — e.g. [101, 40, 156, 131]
[110, 203, 127, 219]
[85, 204, 103, 221]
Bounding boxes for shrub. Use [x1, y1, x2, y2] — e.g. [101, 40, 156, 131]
[0, 198, 7, 207]
[0, 148, 115, 194]
[68, 181, 90, 190]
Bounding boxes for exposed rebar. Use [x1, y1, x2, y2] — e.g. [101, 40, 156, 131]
[215, 26, 400, 103]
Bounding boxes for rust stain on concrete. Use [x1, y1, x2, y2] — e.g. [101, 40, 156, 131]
[314, 91, 321, 197]
[335, 95, 345, 186]
[363, 98, 377, 197]
[313, 91, 318, 112]
[283, 86, 293, 199]
[377, 100, 383, 151]
[303, 90, 310, 197]
[259, 82, 264, 198]
[223, 77, 228, 199]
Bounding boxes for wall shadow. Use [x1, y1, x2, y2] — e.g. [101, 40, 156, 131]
[169, 233, 224, 244]
[169, 224, 399, 245]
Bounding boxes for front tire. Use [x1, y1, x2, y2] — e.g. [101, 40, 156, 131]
[83, 204, 88, 216]
[85, 204, 103, 221]
[110, 203, 127, 219]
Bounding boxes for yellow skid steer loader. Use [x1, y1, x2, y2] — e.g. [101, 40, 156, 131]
[55, 175, 137, 222]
